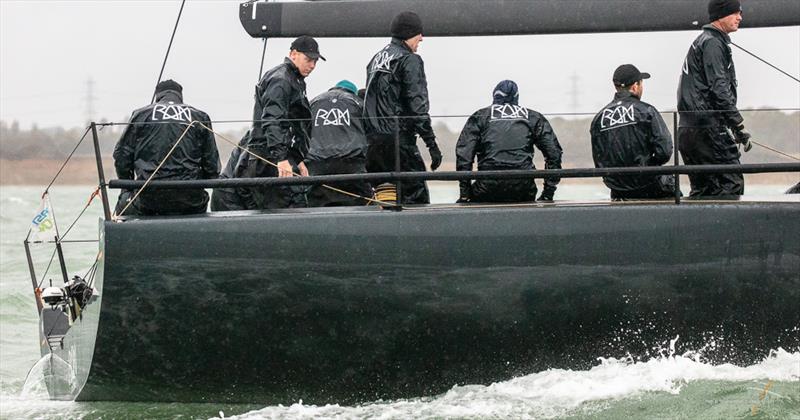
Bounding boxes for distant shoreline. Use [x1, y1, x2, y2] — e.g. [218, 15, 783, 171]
[1, 158, 798, 187]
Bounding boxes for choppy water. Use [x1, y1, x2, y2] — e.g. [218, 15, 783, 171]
[1, 184, 798, 419]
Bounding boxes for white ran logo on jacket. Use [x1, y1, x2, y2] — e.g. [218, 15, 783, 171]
[600, 103, 636, 130]
[315, 108, 351, 127]
[490, 104, 529, 120]
[152, 102, 193, 122]
[371, 50, 396, 73]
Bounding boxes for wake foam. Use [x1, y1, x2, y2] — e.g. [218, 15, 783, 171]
[220, 347, 799, 420]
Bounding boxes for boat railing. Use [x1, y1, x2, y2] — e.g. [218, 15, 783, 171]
[89, 107, 800, 219]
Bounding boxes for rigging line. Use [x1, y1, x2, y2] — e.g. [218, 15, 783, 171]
[58, 188, 100, 242]
[196, 122, 390, 206]
[36, 239, 99, 244]
[731, 42, 800, 84]
[258, 38, 269, 80]
[42, 127, 92, 194]
[117, 122, 196, 217]
[151, 0, 187, 104]
[751, 140, 800, 161]
[47, 194, 61, 241]
[37, 248, 58, 289]
[84, 253, 101, 288]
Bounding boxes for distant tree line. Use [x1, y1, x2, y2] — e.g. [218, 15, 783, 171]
[2, 111, 797, 167]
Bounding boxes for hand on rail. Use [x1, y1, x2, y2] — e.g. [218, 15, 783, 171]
[277, 160, 294, 178]
[298, 161, 309, 177]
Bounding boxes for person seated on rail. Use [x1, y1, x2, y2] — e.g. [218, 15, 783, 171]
[304, 80, 374, 207]
[590, 64, 676, 200]
[455, 80, 563, 203]
[210, 130, 256, 211]
[113, 79, 220, 216]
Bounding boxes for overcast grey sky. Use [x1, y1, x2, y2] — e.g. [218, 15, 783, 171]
[1, 0, 798, 131]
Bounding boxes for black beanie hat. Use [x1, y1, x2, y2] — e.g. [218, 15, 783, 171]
[708, 0, 741, 22]
[391, 11, 423, 40]
[155, 79, 182, 94]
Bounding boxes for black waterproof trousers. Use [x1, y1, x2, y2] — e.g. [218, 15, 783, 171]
[609, 176, 677, 200]
[469, 179, 538, 203]
[366, 133, 430, 204]
[679, 127, 744, 197]
[306, 161, 374, 207]
[210, 188, 249, 212]
[115, 189, 208, 216]
[242, 156, 308, 209]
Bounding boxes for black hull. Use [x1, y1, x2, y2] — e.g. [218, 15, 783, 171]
[48, 201, 800, 404]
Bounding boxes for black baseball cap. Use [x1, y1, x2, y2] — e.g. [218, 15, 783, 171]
[613, 64, 650, 87]
[290, 35, 326, 61]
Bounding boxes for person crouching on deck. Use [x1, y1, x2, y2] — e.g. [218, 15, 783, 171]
[305, 80, 374, 207]
[113, 79, 220, 216]
[455, 80, 563, 203]
[590, 64, 676, 200]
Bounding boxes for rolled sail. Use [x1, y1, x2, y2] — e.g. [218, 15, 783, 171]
[239, 0, 800, 39]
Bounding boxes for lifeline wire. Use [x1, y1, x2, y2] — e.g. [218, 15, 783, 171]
[731, 42, 800, 84]
[195, 122, 392, 207]
[151, 0, 187, 104]
[94, 107, 800, 127]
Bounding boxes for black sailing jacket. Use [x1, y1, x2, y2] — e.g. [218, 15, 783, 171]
[456, 104, 563, 195]
[364, 38, 436, 147]
[249, 58, 311, 162]
[590, 91, 673, 192]
[307, 87, 368, 162]
[113, 90, 220, 213]
[677, 24, 743, 128]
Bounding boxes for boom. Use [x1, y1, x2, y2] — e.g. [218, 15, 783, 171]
[240, 0, 800, 38]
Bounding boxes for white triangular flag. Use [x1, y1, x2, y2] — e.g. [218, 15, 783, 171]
[30, 193, 55, 243]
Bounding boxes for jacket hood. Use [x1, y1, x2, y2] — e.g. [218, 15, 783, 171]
[155, 90, 183, 103]
[493, 80, 519, 105]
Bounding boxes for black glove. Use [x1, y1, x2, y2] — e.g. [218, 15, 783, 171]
[458, 180, 472, 203]
[427, 143, 443, 171]
[538, 188, 555, 202]
[733, 124, 752, 152]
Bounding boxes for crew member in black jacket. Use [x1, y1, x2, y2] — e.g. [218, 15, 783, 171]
[364, 11, 442, 204]
[113, 79, 220, 216]
[210, 131, 254, 211]
[455, 80, 562, 203]
[305, 80, 374, 207]
[677, 0, 752, 197]
[239, 35, 323, 208]
[591, 65, 675, 200]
